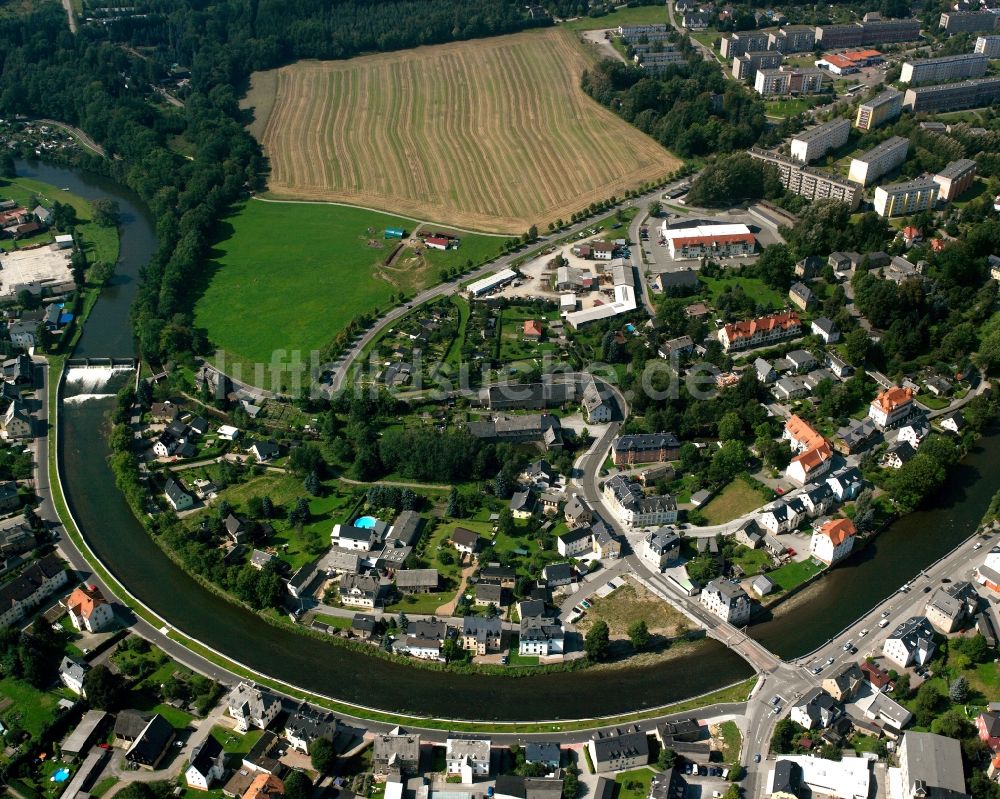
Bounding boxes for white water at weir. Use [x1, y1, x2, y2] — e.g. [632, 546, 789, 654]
[64, 366, 132, 395]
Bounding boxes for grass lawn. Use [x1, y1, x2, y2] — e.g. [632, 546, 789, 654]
[0, 677, 62, 739]
[185, 473, 356, 571]
[506, 642, 540, 666]
[576, 578, 691, 639]
[699, 275, 784, 311]
[764, 97, 822, 118]
[195, 201, 434, 389]
[313, 613, 353, 629]
[385, 591, 458, 614]
[561, 6, 668, 29]
[442, 295, 471, 369]
[90, 778, 119, 798]
[767, 558, 824, 592]
[615, 768, 656, 799]
[699, 479, 765, 525]
[718, 720, 742, 763]
[729, 545, 771, 577]
[916, 393, 950, 410]
[211, 726, 265, 755]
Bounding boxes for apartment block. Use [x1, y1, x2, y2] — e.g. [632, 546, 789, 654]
[619, 23, 670, 39]
[754, 66, 825, 96]
[975, 35, 1000, 57]
[901, 53, 988, 86]
[873, 178, 939, 217]
[933, 158, 977, 201]
[939, 10, 998, 34]
[903, 76, 1000, 112]
[815, 16, 920, 48]
[733, 50, 782, 81]
[768, 25, 815, 52]
[855, 88, 903, 131]
[748, 148, 862, 209]
[636, 49, 687, 73]
[848, 136, 909, 186]
[721, 30, 770, 59]
[790, 118, 850, 163]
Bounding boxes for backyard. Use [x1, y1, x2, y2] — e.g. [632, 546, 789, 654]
[699, 479, 767, 525]
[699, 275, 785, 310]
[766, 557, 824, 593]
[615, 767, 657, 799]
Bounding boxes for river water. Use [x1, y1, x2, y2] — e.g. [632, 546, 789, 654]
[28, 158, 1000, 720]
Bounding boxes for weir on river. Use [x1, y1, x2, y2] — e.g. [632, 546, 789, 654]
[26, 157, 1000, 721]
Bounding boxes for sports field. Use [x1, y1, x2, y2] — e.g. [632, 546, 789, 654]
[245, 28, 680, 233]
[194, 200, 500, 384]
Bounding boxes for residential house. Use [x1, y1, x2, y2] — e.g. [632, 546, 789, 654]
[789, 282, 815, 311]
[59, 655, 89, 696]
[978, 712, 1000, 751]
[351, 613, 378, 640]
[242, 773, 285, 799]
[226, 682, 281, 732]
[868, 386, 916, 429]
[475, 582, 506, 608]
[557, 526, 594, 557]
[610, 433, 681, 466]
[405, 618, 452, 660]
[125, 714, 176, 769]
[340, 573, 389, 608]
[758, 501, 806, 534]
[1, 398, 32, 440]
[802, 368, 838, 392]
[939, 411, 964, 435]
[700, 579, 752, 625]
[881, 440, 916, 470]
[519, 600, 564, 656]
[787, 349, 818, 373]
[659, 336, 695, 360]
[799, 483, 836, 517]
[641, 529, 681, 571]
[755, 357, 778, 384]
[734, 519, 764, 549]
[883, 616, 936, 667]
[510, 491, 535, 520]
[826, 468, 864, 501]
[283, 702, 339, 754]
[494, 776, 564, 799]
[720, 312, 803, 351]
[925, 581, 977, 633]
[542, 562, 574, 587]
[892, 733, 968, 799]
[461, 616, 502, 654]
[581, 377, 613, 423]
[773, 377, 807, 401]
[790, 687, 840, 730]
[114, 710, 151, 747]
[834, 418, 881, 455]
[66, 584, 115, 633]
[525, 743, 562, 770]
[811, 317, 840, 344]
[446, 737, 491, 781]
[451, 527, 482, 556]
[186, 736, 226, 790]
[165, 478, 194, 512]
[784, 417, 833, 486]
[827, 353, 855, 380]
[0, 553, 68, 628]
[564, 495, 592, 527]
[587, 726, 649, 773]
[373, 727, 421, 776]
[223, 513, 249, 545]
[602, 474, 677, 527]
[479, 563, 516, 588]
[521, 460, 555, 490]
[249, 441, 280, 463]
[810, 518, 857, 566]
[330, 523, 379, 552]
[822, 662, 864, 702]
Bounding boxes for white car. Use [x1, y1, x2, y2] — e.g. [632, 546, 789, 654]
[879, 618, 890, 628]
[859, 629, 869, 637]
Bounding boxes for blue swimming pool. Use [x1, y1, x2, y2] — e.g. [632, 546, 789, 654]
[354, 515, 379, 529]
[52, 769, 71, 783]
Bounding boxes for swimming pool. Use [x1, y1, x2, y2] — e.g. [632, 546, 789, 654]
[354, 515, 379, 529]
[52, 769, 71, 783]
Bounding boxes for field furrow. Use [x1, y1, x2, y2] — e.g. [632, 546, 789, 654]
[248, 28, 680, 234]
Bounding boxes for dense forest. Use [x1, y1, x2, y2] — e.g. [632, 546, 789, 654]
[580, 40, 767, 157]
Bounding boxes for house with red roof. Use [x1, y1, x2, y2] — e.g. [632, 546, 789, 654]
[868, 386, 915, 429]
[66, 584, 115, 633]
[523, 320, 544, 341]
[809, 518, 857, 565]
[719, 311, 802, 352]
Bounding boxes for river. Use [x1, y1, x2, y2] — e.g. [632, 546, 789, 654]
[28, 158, 1000, 721]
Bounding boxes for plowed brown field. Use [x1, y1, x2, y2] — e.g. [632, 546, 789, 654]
[245, 28, 681, 234]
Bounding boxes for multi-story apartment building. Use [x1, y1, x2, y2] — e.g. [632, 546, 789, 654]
[855, 87, 903, 131]
[618, 23, 670, 39]
[700, 579, 752, 625]
[790, 118, 850, 163]
[933, 158, 977, 201]
[903, 75, 1000, 112]
[848, 136, 909, 186]
[815, 16, 920, 48]
[732, 50, 782, 81]
[940, 10, 998, 34]
[719, 310, 803, 351]
[976, 34, 1000, 57]
[635, 49, 687, 73]
[873, 178, 939, 218]
[754, 66, 825, 96]
[720, 30, 770, 59]
[748, 148, 861, 208]
[901, 53, 988, 85]
[662, 222, 756, 259]
[768, 25, 815, 52]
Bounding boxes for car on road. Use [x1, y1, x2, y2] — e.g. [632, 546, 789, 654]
[826, 656, 835, 664]
[811, 666, 822, 674]
[879, 618, 890, 628]
[974, 542, 983, 550]
[942, 577, 952, 583]
[581, 600, 591, 608]
[843, 641, 852, 650]
[859, 629, 869, 637]
[754, 754, 761, 763]
[881, 610, 891, 617]
[923, 586, 931, 593]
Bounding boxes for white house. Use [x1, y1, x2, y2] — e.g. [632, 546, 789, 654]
[700, 579, 752, 625]
[868, 386, 915, 429]
[809, 518, 857, 566]
[185, 736, 226, 790]
[217, 425, 240, 441]
[896, 424, 928, 448]
[226, 682, 281, 732]
[641, 529, 680, 571]
[59, 655, 89, 697]
[939, 411, 964, 434]
[66, 584, 115, 633]
[446, 737, 491, 782]
[883, 616, 936, 668]
[790, 687, 840, 730]
[811, 317, 840, 344]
